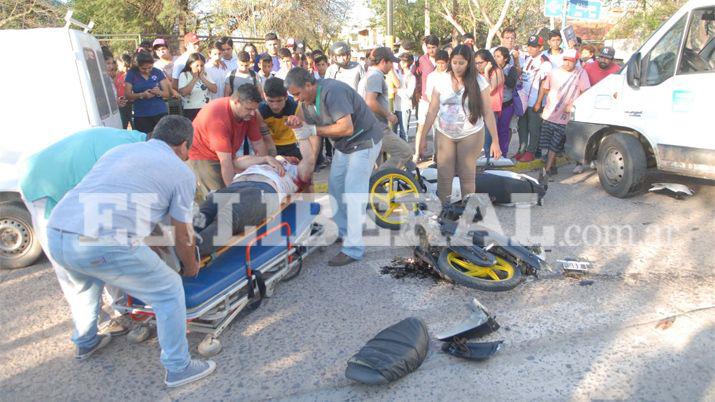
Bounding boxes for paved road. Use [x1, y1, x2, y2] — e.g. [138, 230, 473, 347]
[1, 167, 713, 401]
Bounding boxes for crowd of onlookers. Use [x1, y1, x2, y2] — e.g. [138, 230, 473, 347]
[100, 28, 622, 176]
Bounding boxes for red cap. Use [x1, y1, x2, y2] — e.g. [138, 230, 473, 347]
[183, 33, 199, 44]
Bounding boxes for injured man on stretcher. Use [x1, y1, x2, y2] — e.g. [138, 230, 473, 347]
[193, 136, 319, 257]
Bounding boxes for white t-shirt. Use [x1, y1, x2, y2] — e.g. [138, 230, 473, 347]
[518, 54, 553, 107]
[432, 73, 490, 139]
[425, 71, 448, 102]
[395, 70, 416, 112]
[224, 70, 257, 96]
[178, 72, 215, 110]
[205, 64, 229, 100]
[234, 159, 299, 203]
[171, 52, 191, 80]
[221, 55, 238, 72]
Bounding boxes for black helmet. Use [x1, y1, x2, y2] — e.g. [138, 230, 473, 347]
[330, 41, 351, 56]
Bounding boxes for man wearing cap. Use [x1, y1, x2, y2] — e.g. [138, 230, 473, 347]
[284, 67, 384, 267]
[326, 41, 365, 91]
[357, 47, 413, 169]
[260, 32, 282, 73]
[153, 39, 181, 101]
[515, 34, 552, 163]
[584, 46, 620, 86]
[172, 33, 201, 91]
[534, 48, 590, 176]
[152, 39, 174, 82]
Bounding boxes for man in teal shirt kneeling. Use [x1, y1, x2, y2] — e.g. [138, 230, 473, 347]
[19, 127, 146, 335]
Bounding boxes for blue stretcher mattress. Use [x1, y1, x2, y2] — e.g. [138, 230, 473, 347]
[134, 200, 320, 310]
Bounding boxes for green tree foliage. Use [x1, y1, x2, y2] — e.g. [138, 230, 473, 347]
[369, 0, 453, 46]
[0, 0, 64, 29]
[368, 0, 548, 49]
[210, 0, 350, 51]
[69, 0, 197, 35]
[608, 0, 688, 39]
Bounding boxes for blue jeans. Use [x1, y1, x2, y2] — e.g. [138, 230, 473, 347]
[47, 228, 190, 372]
[393, 110, 410, 140]
[328, 140, 382, 259]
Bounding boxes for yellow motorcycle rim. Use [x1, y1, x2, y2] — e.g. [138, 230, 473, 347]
[446, 252, 515, 281]
[369, 173, 419, 225]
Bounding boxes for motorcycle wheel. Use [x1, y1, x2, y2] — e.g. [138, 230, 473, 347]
[368, 168, 421, 231]
[436, 248, 523, 292]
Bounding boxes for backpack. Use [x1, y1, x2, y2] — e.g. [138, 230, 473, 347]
[228, 69, 258, 95]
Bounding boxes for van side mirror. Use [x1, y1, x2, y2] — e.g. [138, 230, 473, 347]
[627, 52, 642, 88]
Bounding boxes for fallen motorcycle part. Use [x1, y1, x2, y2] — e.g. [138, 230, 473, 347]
[368, 168, 422, 230]
[442, 339, 503, 361]
[436, 248, 523, 291]
[476, 156, 515, 167]
[649, 183, 694, 200]
[436, 298, 500, 342]
[345, 317, 429, 385]
[557, 258, 593, 273]
[447, 245, 497, 267]
[476, 170, 547, 206]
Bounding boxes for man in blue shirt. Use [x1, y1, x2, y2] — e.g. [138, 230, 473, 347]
[19, 127, 146, 335]
[46, 116, 216, 387]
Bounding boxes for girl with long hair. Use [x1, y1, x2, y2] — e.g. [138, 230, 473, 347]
[178, 52, 217, 121]
[419, 44, 501, 203]
[475, 49, 505, 158]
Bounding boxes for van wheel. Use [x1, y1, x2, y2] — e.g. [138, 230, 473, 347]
[0, 203, 43, 269]
[597, 133, 647, 198]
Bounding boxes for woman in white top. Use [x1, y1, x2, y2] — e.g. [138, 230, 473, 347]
[178, 53, 217, 121]
[418, 45, 502, 203]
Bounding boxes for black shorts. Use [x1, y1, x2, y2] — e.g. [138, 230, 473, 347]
[539, 120, 567, 154]
[133, 113, 167, 136]
[183, 108, 201, 121]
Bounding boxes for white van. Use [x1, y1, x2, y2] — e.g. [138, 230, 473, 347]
[565, 0, 715, 197]
[0, 17, 121, 268]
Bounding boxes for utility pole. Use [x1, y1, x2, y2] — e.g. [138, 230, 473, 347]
[386, 0, 394, 47]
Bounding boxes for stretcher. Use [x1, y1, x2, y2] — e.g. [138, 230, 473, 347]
[113, 199, 324, 356]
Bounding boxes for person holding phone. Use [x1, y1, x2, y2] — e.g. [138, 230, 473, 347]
[125, 50, 171, 135]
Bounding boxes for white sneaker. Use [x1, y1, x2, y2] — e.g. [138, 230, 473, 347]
[572, 164, 584, 174]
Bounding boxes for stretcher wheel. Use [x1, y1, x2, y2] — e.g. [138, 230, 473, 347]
[127, 325, 151, 343]
[198, 336, 222, 357]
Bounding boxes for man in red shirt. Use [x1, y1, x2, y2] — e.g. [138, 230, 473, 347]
[415, 34, 440, 159]
[189, 83, 269, 195]
[584, 46, 621, 86]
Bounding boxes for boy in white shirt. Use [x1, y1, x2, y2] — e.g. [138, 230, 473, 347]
[395, 53, 417, 140]
[205, 44, 229, 100]
[224, 51, 265, 99]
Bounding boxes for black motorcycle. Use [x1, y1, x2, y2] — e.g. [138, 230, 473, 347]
[412, 195, 548, 292]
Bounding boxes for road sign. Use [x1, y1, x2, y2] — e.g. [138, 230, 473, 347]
[543, 0, 603, 21]
[567, 0, 602, 21]
[544, 0, 564, 18]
